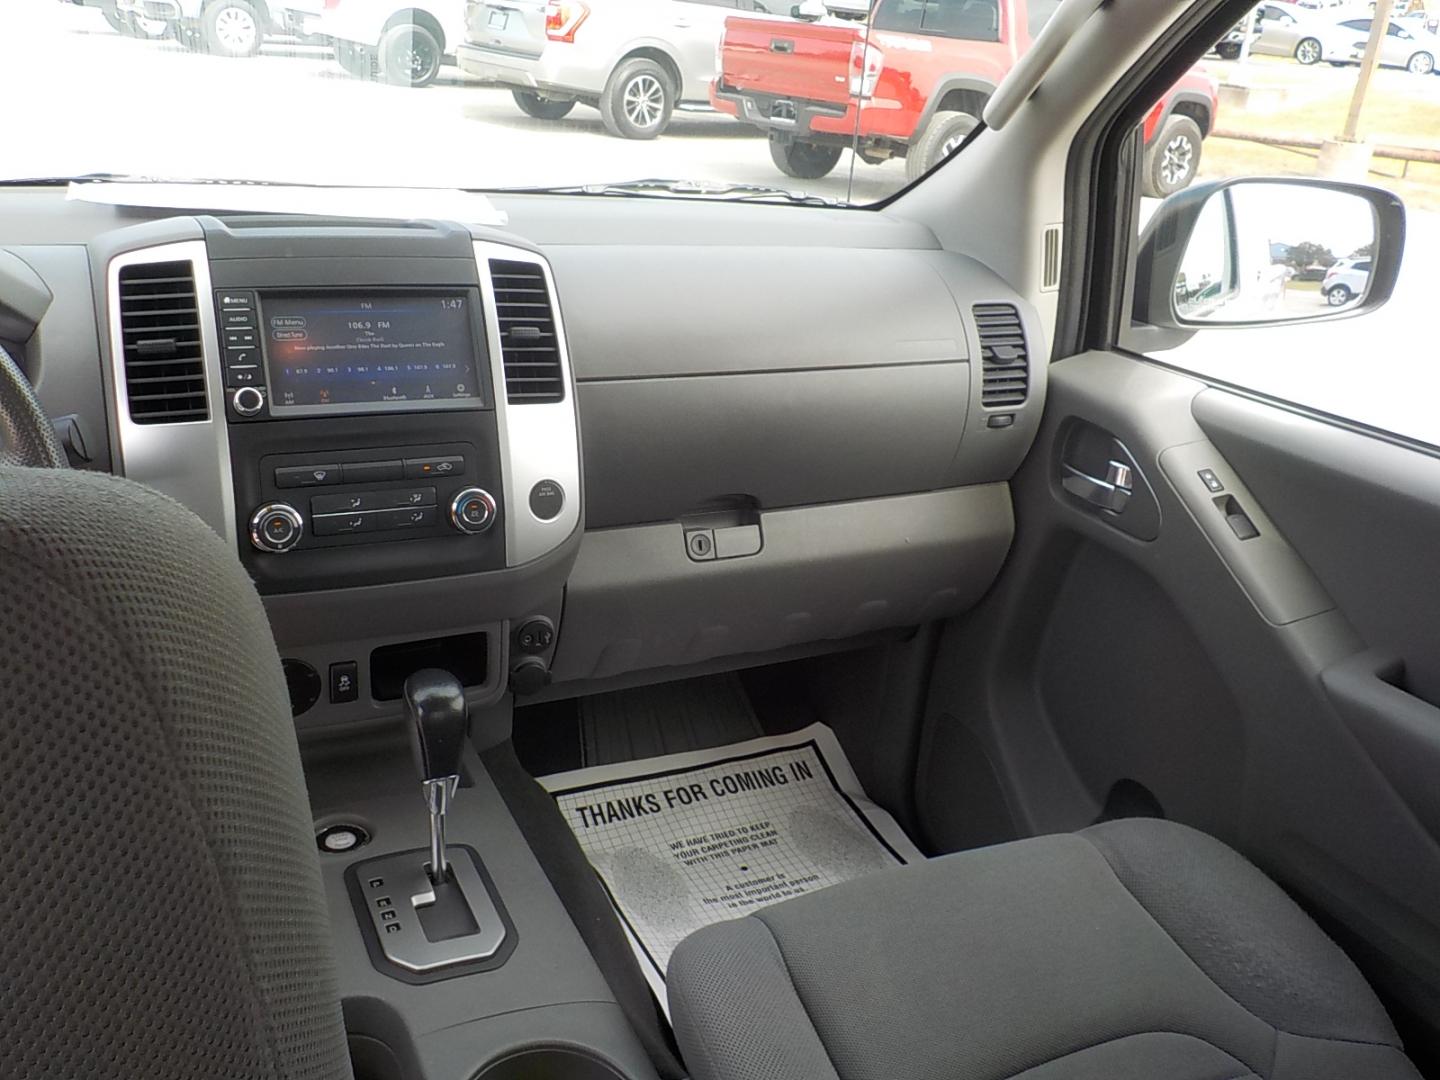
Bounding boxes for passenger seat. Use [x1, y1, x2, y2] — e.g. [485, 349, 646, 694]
[667, 819, 1420, 1080]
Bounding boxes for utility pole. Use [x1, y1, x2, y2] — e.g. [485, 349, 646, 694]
[1343, 0, 1396, 142]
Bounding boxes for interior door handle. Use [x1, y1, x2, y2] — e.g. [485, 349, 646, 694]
[1061, 460, 1133, 513]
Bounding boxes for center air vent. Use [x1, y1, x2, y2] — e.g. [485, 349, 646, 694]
[973, 302, 1028, 409]
[117, 260, 208, 424]
[489, 259, 565, 404]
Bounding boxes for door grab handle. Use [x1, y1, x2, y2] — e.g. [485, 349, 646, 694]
[1062, 460, 1132, 513]
[771, 39, 795, 52]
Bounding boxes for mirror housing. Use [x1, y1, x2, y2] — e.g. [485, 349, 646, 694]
[1133, 178, 1405, 335]
[792, 0, 827, 18]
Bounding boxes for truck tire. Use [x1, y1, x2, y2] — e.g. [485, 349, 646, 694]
[768, 137, 843, 179]
[600, 58, 675, 139]
[1142, 114, 1203, 198]
[513, 90, 577, 120]
[379, 22, 443, 87]
[201, 0, 264, 57]
[906, 110, 979, 183]
[336, 41, 377, 79]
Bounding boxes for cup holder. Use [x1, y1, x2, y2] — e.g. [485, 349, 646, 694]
[473, 1046, 631, 1080]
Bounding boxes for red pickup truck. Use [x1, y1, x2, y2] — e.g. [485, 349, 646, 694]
[711, 0, 1219, 194]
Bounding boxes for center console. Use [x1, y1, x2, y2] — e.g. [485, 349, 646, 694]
[92, 215, 651, 1080]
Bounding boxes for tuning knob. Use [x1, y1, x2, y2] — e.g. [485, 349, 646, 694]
[232, 386, 265, 417]
[449, 487, 497, 535]
[250, 503, 304, 553]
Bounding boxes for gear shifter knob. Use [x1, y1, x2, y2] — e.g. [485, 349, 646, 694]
[403, 669, 467, 882]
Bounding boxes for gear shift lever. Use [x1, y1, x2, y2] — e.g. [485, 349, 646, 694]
[403, 669, 467, 884]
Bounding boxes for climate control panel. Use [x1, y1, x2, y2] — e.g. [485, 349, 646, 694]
[229, 430, 507, 594]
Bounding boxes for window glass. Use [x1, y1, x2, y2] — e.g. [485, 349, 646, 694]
[1122, 6, 1440, 447]
[1, 0, 1055, 207]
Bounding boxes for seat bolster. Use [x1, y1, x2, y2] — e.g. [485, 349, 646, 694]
[1081, 819, 1398, 1046]
[669, 917, 842, 1080]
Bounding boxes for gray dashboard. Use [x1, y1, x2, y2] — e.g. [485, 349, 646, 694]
[0, 187, 1046, 731]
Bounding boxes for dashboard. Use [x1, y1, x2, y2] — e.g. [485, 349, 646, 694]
[0, 188, 1046, 732]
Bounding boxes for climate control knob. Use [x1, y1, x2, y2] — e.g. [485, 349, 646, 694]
[232, 385, 265, 417]
[449, 487, 497, 535]
[249, 503, 304, 553]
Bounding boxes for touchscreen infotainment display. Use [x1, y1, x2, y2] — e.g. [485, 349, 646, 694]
[261, 292, 482, 415]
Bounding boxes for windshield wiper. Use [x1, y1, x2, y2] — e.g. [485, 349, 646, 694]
[508, 178, 842, 207]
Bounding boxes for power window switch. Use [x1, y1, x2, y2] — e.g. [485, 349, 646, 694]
[1226, 513, 1260, 541]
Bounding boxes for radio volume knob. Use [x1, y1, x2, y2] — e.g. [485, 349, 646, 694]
[449, 488, 497, 535]
[250, 503, 304, 553]
[232, 385, 265, 417]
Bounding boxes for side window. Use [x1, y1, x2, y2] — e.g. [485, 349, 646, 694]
[1120, 15, 1436, 445]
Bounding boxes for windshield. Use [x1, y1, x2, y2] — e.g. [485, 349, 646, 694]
[3, 0, 1076, 205]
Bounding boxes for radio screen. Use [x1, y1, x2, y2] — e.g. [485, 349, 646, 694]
[262, 292, 482, 415]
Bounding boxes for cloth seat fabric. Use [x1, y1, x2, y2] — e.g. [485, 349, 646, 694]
[668, 818, 1420, 1080]
[0, 466, 352, 1080]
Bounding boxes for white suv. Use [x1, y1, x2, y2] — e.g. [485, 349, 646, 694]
[1323, 257, 1371, 307]
[457, 0, 787, 139]
[277, 0, 466, 86]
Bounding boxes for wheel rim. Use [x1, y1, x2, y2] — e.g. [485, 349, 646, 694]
[1297, 39, 1319, 63]
[1328, 288, 1349, 306]
[214, 6, 257, 51]
[622, 74, 665, 129]
[389, 33, 436, 80]
[1410, 53, 1434, 73]
[1160, 133, 1194, 188]
[940, 130, 969, 158]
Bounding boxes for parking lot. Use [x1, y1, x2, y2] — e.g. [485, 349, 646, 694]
[5, 0, 1438, 442]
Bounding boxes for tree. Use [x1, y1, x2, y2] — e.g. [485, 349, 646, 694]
[1284, 240, 1336, 271]
[1351, 241, 1374, 258]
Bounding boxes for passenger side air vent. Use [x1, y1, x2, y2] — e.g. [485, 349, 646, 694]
[489, 259, 565, 404]
[973, 302, 1028, 408]
[117, 260, 208, 424]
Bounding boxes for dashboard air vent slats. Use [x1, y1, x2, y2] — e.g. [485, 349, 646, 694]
[973, 302, 1028, 409]
[117, 260, 209, 424]
[489, 259, 565, 404]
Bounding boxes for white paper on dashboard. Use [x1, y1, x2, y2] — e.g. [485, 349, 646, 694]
[65, 181, 507, 226]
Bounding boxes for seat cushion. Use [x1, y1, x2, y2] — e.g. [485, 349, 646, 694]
[667, 819, 1419, 1080]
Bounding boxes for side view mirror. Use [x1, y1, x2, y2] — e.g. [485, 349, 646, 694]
[792, 0, 826, 18]
[1133, 178, 1405, 338]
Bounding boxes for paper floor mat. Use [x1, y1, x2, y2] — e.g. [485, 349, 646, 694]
[539, 722, 924, 1017]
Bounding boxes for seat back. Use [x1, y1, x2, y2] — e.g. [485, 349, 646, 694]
[0, 466, 352, 1080]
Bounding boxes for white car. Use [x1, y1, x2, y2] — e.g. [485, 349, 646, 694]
[115, 0, 275, 55]
[1322, 257, 1371, 306]
[1272, 12, 1440, 72]
[277, 0, 465, 85]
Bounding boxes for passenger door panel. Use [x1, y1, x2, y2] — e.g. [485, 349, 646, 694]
[919, 350, 1440, 1050]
